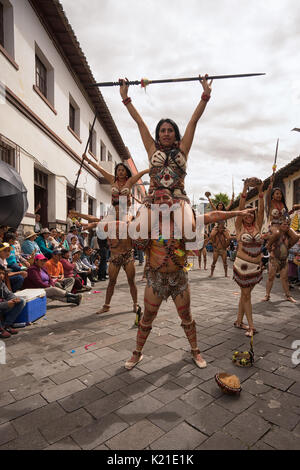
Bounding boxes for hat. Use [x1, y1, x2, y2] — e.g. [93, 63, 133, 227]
[24, 230, 37, 239]
[81, 230, 89, 234]
[35, 254, 47, 261]
[0, 242, 10, 252]
[41, 228, 50, 234]
[72, 249, 82, 255]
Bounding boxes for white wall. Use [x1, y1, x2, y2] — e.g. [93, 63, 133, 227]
[0, 0, 123, 227]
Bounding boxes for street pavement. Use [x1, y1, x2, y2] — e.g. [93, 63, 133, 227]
[0, 254, 300, 450]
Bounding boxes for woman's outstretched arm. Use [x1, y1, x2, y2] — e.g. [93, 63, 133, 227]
[119, 79, 155, 156]
[180, 74, 212, 156]
[127, 169, 150, 188]
[83, 155, 114, 184]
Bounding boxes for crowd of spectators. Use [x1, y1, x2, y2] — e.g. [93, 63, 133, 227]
[0, 215, 109, 339]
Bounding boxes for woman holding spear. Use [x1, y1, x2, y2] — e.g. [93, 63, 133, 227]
[118, 74, 213, 239]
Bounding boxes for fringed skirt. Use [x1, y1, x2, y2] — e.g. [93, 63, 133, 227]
[233, 257, 263, 288]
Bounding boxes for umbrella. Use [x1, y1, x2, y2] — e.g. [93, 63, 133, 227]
[0, 160, 28, 227]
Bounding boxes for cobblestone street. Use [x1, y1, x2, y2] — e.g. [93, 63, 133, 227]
[1, 254, 300, 450]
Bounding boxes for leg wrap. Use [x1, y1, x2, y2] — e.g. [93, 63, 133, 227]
[136, 322, 152, 352]
[181, 320, 197, 350]
[177, 304, 192, 323]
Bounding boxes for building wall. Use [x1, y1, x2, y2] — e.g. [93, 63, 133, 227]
[0, 0, 123, 231]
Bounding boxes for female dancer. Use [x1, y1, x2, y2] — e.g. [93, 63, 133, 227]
[263, 216, 300, 303]
[83, 159, 149, 215]
[198, 232, 208, 270]
[205, 191, 235, 212]
[233, 179, 264, 337]
[119, 74, 213, 239]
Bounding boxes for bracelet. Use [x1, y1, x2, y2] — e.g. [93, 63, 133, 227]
[259, 194, 263, 199]
[122, 97, 132, 106]
[201, 92, 211, 102]
[241, 193, 246, 198]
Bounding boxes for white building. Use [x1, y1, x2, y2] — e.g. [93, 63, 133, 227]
[0, 0, 134, 233]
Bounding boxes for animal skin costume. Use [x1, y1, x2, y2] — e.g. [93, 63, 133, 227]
[233, 231, 263, 288]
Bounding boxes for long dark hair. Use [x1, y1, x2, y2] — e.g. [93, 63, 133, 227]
[216, 201, 226, 211]
[155, 119, 181, 143]
[271, 187, 288, 212]
[114, 163, 132, 181]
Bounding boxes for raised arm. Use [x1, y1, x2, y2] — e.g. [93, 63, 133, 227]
[225, 192, 235, 211]
[127, 169, 150, 188]
[83, 155, 114, 184]
[180, 75, 212, 156]
[235, 180, 248, 232]
[69, 211, 100, 222]
[205, 192, 216, 210]
[119, 79, 155, 156]
[257, 182, 265, 230]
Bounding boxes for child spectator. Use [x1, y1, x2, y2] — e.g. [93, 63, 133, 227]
[0, 242, 27, 292]
[0, 265, 26, 338]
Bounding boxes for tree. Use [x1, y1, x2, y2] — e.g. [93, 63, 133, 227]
[212, 192, 230, 207]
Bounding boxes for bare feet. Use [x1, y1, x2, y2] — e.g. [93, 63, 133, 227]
[286, 295, 297, 303]
[133, 303, 139, 313]
[124, 351, 143, 370]
[96, 304, 110, 314]
[234, 321, 249, 331]
[262, 295, 270, 302]
[245, 328, 256, 337]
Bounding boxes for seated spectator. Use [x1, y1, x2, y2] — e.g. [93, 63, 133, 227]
[59, 232, 70, 251]
[60, 249, 87, 293]
[21, 230, 42, 257]
[45, 250, 75, 293]
[7, 229, 30, 268]
[4, 232, 29, 271]
[0, 265, 26, 339]
[23, 254, 82, 305]
[34, 214, 42, 233]
[288, 239, 300, 287]
[49, 228, 61, 249]
[0, 225, 9, 243]
[81, 247, 98, 282]
[0, 242, 27, 292]
[36, 228, 54, 259]
[72, 249, 94, 287]
[69, 236, 80, 254]
[78, 230, 90, 249]
[67, 226, 79, 246]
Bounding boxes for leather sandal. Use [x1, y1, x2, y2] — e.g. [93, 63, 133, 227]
[191, 349, 207, 369]
[96, 304, 110, 314]
[125, 351, 143, 370]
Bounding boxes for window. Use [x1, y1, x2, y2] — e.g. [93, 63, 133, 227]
[69, 103, 75, 131]
[34, 168, 48, 189]
[34, 43, 55, 110]
[88, 125, 96, 157]
[108, 151, 112, 162]
[0, 2, 4, 48]
[0, 0, 16, 64]
[68, 94, 80, 138]
[35, 55, 47, 97]
[88, 197, 94, 216]
[0, 140, 15, 168]
[293, 178, 300, 204]
[100, 141, 106, 161]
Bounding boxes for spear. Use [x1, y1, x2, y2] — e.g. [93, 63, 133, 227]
[74, 112, 97, 191]
[88, 73, 266, 88]
[272, 138, 279, 173]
